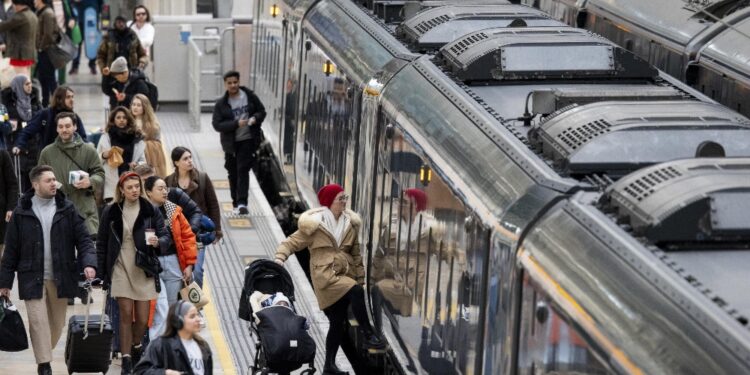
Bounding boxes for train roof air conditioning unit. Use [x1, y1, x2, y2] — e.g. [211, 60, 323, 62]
[531, 100, 750, 178]
[601, 157, 750, 247]
[397, 4, 562, 51]
[438, 27, 659, 82]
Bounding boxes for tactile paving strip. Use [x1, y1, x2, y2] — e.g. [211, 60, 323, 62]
[160, 113, 257, 372]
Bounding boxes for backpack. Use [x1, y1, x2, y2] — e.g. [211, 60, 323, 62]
[143, 78, 159, 111]
[197, 215, 216, 245]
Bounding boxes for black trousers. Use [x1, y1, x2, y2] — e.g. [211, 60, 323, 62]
[36, 50, 58, 107]
[323, 284, 372, 363]
[224, 138, 259, 207]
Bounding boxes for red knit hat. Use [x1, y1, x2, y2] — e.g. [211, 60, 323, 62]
[317, 184, 344, 208]
[405, 188, 427, 212]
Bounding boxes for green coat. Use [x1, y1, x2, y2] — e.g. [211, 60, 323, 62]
[0, 7, 38, 60]
[38, 134, 104, 235]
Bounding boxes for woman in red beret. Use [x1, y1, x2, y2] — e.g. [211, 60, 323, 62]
[275, 183, 384, 374]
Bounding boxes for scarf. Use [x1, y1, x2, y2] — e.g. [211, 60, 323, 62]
[108, 126, 139, 175]
[10, 75, 32, 122]
[321, 208, 349, 248]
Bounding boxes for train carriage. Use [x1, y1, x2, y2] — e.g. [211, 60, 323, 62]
[247, 1, 750, 374]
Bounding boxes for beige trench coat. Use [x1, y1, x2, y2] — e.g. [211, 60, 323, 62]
[275, 207, 365, 310]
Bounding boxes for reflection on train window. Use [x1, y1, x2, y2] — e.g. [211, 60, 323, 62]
[518, 274, 609, 375]
[369, 123, 488, 374]
[299, 40, 359, 193]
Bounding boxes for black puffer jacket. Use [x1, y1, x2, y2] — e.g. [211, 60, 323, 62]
[211, 86, 266, 154]
[0, 190, 96, 300]
[96, 197, 170, 288]
[168, 187, 202, 234]
[134, 334, 213, 375]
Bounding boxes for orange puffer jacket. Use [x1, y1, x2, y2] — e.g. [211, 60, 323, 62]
[164, 201, 198, 270]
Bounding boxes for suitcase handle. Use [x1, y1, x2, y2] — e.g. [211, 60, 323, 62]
[81, 282, 107, 340]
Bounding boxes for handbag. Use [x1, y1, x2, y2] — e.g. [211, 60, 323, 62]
[0, 296, 29, 352]
[180, 281, 209, 309]
[47, 32, 77, 69]
[107, 146, 124, 168]
[135, 247, 161, 277]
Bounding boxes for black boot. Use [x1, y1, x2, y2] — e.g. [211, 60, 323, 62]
[121, 356, 133, 375]
[323, 354, 348, 375]
[37, 363, 52, 375]
[131, 343, 144, 365]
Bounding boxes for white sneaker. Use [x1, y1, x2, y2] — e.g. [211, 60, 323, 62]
[232, 206, 240, 215]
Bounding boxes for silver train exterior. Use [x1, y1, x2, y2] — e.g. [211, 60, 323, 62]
[247, 0, 750, 374]
[517, 0, 750, 117]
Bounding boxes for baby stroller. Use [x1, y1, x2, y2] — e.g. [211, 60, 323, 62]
[239, 259, 316, 375]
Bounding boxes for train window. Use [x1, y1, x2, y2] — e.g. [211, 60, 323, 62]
[369, 124, 487, 374]
[297, 40, 358, 192]
[517, 273, 610, 375]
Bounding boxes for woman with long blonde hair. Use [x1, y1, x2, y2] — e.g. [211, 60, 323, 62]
[131, 93, 167, 177]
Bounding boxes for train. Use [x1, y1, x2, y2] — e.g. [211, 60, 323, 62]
[517, 0, 750, 118]
[245, 0, 750, 374]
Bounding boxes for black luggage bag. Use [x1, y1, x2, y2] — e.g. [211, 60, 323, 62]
[64, 282, 113, 374]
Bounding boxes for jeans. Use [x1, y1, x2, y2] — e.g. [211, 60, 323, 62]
[224, 138, 259, 207]
[36, 50, 58, 107]
[149, 255, 183, 340]
[192, 246, 206, 288]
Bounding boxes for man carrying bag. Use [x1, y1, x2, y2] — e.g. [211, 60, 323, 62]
[0, 295, 28, 352]
[0, 165, 96, 375]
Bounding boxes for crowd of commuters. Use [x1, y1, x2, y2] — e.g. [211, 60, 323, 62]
[0, 5, 217, 374]
[0, 3, 385, 375]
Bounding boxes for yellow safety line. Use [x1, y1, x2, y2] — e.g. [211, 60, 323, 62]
[202, 275, 238, 375]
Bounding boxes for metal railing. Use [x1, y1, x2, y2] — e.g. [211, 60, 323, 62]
[187, 35, 222, 130]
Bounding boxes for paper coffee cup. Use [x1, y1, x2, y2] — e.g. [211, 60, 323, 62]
[145, 229, 156, 243]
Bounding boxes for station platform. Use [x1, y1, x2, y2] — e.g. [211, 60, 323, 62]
[0, 72, 351, 374]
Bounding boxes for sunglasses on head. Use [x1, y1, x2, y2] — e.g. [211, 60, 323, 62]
[336, 194, 349, 202]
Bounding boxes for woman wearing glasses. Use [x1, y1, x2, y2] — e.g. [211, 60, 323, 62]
[274, 183, 384, 375]
[129, 5, 154, 59]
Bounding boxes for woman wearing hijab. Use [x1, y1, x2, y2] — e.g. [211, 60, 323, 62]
[274, 184, 384, 375]
[1, 74, 41, 192]
[97, 106, 146, 203]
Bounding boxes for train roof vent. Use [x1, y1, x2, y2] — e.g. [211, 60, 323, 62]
[438, 27, 658, 82]
[530, 87, 687, 116]
[602, 158, 750, 246]
[398, 4, 562, 51]
[533, 101, 750, 178]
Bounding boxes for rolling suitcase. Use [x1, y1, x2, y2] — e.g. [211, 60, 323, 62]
[64, 282, 113, 374]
